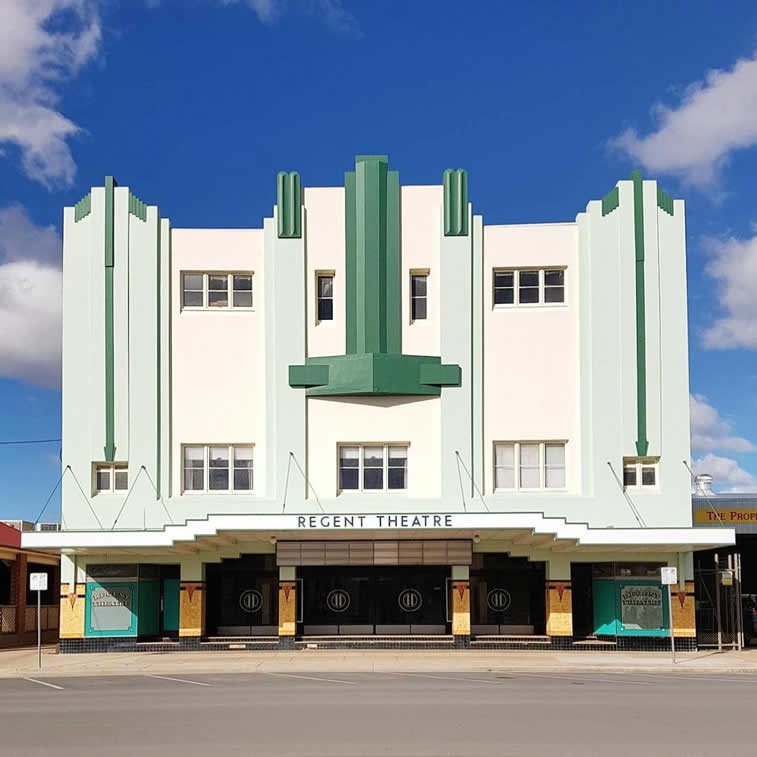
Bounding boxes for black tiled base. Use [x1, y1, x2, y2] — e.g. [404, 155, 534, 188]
[58, 635, 699, 653]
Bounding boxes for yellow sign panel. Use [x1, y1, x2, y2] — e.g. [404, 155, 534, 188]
[694, 508, 757, 525]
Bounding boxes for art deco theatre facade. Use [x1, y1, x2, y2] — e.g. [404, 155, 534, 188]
[24, 155, 733, 651]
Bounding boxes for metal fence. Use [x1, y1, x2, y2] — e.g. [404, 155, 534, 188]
[695, 553, 743, 649]
[0, 605, 17, 634]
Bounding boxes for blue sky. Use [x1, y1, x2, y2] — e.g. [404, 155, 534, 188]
[2, 0, 757, 521]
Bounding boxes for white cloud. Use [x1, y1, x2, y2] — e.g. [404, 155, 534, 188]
[0, 0, 101, 187]
[610, 53, 757, 188]
[217, 0, 358, 32]
[692, 453, 757, 493]
[700, 232, 757, 349]
[0, 205, 62, 266]
[690, 394, 756, 453]
[0, 206, 61, 388]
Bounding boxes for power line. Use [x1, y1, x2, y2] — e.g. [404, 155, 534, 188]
[0, 438, 61, 446]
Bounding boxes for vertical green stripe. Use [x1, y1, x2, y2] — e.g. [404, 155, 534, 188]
[345, 155, 401, 356]
[631, 170, 648, 457]
[345, 171, 357, 354]
[385, 169, 401, 354]
[104, 176, 116, 462]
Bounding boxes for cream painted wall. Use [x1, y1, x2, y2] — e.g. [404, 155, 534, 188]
[171, 228, 266, 497]
[483, 223, 580, 494]
[401, 186, 441, 356]
[304, 187, 346, 358]
[306, 396, 441, 500]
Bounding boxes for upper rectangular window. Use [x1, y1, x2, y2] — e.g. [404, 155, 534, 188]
[493, 441, 567, 491]
[94, 463, 128, 494]
[182, 273, 254, 310]
[492, 269, 566, 307]
[623, 458, 658, 489]
[317, 274, 334, 322]
[410, 273, 428, 320]
[338, 444, 408, 492]
[183, 445, 254, 493]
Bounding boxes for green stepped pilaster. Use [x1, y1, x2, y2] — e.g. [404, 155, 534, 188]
[630, 170, 648, 457]
[104, 175, 116, 461]
[289, 155, 461, 396]
[277, 171, 302, 239]
[443, 169, 468, 236]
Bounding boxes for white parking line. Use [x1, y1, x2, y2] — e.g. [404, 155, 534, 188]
[393, 672, 500, 684]
[22, 677, 64, 690]
[146, 674, 210, 687]
[263, 672, 356, 685]
[607, 672, 757, 684]
[507, 671, 651, 686]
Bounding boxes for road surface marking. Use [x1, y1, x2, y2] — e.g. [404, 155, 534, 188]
[146, 674, 210, 687]
[393, 672, 500, 684]
[507, 671, 650, 686]
[263, 672, 356, 685]
[22, 677, 64, 690]
[609, 672, 757, 684]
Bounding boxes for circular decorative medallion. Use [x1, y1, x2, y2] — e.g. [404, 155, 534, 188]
[487, 588, 512, 613]
[326, 588, 351, 613]
[398, 588, 423, 613]
[239, 588, 263, 613]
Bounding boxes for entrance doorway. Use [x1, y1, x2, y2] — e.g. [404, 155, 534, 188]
[300, 566, 448, 635]
[206, 555, 278, 636]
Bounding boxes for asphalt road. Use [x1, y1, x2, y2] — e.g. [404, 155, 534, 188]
[1, 669, 755, 756]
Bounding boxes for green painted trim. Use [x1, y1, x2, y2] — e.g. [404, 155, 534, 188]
[443, 169, 468, 236]
[289, 353, 460, 396]
[128, 191, 147, 221]
[345, 155, 401, 354]
[344, 170, 357, 353]
[85, 581, 138, 637]
[74, 192, 91, 222]
[601, 186, 619, 216]
[291, 155, 460, 396]
[631, 170, 648, 457]
[276, 171, 302, 238]
[104, 176, 116, 462]
[657, 185, 674, 216]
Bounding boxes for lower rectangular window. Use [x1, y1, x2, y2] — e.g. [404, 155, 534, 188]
[494, 441, 567, 491]
[94, 463, 128, 494]
[183, 445, 254, 493]
[623, 457, 659, 489]
[338, 444, 408, 492]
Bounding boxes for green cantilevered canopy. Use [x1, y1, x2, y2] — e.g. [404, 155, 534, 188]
[289, 155, 461, 396]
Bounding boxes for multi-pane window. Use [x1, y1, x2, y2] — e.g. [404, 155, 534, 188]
[492, 269, 566, 306]
[338, 444, 408, 492]
[95, 464, 128, 493]
[623, 458, 658, 489]
[183, 445, 254, 492]
[182, 273, 254, 310]
[411, 273, 428, 320]
[493, 271, 514, 305]
[317, 274, 334, 321]
[494, 442, 567, 491]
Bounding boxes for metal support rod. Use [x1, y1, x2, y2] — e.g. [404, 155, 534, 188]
[37, 590, 41, 669]
[667, 582, 676, 664]
[736, 552, 744, 651]
[715, 553, 722, 652]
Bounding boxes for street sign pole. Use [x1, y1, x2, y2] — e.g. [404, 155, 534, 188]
[37, 589, 41, 669]
[661, 567, 678, 665]
[29, 572, 48, 670]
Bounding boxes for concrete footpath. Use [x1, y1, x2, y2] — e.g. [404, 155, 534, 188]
[1, 645, 756, 678]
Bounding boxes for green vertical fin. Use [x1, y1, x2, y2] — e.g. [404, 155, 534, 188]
[74, 192, 92, 222]
[601, 186, 619, 216]
[631, 170, 648, 457]
[657, 186, 674, 216]
[277, 171, 302, 238]
[128, 191, 147, 221]
[443, 168, 468, 236]
[104, 175, 117, 462]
